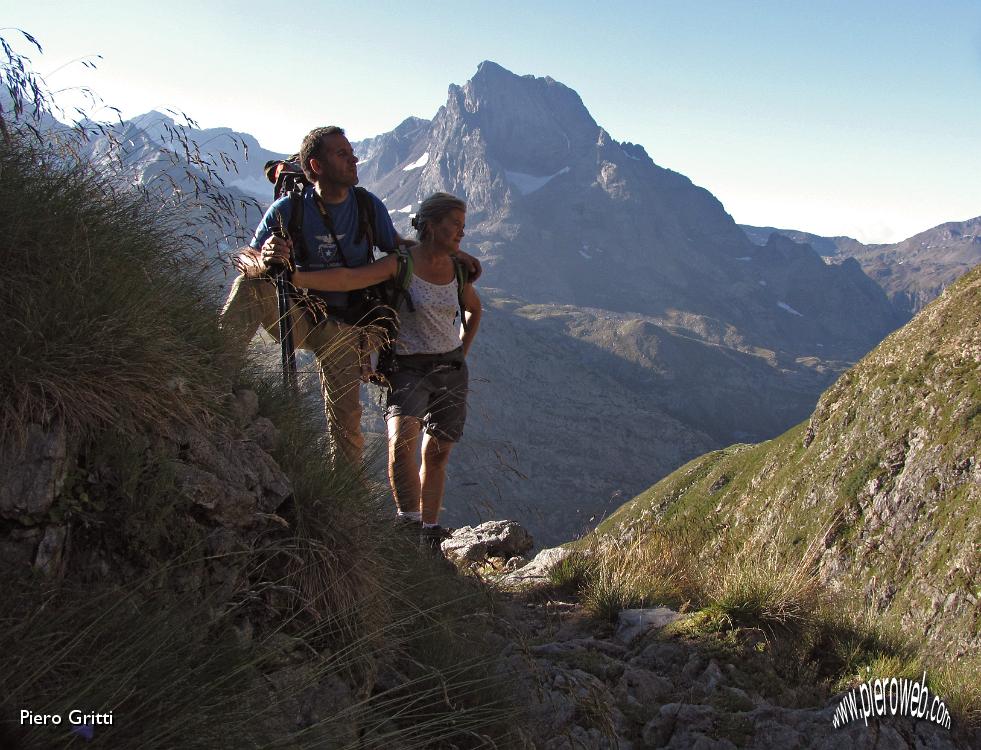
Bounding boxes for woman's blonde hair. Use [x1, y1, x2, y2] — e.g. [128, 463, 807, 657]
[411, 192, 466, 240]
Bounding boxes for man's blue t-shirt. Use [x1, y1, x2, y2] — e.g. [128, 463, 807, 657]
[251, 186, 398, 308]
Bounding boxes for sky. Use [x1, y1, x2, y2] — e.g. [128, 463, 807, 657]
[3, 0, 981, 243]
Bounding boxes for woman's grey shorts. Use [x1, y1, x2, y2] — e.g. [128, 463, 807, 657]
[384, 348, 468, 442]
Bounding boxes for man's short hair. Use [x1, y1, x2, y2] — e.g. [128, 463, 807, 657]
[300, 126, 346, 181]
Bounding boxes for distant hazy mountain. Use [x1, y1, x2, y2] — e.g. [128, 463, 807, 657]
[742, 218, 981, 316]
[740, 225, 866, 258]
[127, 111, 285, 203]
[66, 111, 277, 262]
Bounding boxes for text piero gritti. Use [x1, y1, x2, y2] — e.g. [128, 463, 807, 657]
[20, 709, 114, 726]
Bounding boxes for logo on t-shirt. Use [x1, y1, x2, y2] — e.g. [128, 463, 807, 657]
[314, 233, 346, 261]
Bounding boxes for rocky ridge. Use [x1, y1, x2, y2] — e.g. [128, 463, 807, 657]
[0, 389, 291, 581]
[7, 419, 975, 749]
[0, 387, 507, 747]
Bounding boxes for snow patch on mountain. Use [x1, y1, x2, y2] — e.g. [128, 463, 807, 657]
[228, 176, 270, 201]
[403, 152, 430, 171]
[505, 166, 570, 195]
[777, 301, 805, 317]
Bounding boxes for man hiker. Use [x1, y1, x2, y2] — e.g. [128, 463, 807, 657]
[221, 125, 480, 468]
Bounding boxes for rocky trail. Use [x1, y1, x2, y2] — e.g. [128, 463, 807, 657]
[442, 523, 976, 750]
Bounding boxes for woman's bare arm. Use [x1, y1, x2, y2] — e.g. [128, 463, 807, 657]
[460, 284, 482, 357]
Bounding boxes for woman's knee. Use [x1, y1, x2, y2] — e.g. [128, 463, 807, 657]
[423, 434, 455, 465]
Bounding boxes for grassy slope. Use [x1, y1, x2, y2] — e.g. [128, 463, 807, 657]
[597, 264, 981, 657]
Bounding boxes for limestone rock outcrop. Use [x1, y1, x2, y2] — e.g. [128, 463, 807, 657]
[0, 388, 292, 577]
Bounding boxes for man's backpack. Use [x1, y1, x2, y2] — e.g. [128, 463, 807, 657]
[264, 157, 305, 201]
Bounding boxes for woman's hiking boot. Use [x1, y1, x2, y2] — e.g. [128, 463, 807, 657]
[419, 525, 454, 556]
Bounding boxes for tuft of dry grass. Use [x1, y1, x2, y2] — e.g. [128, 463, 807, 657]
[576, 530, 703, 621]
[931, 653, 981, 729]
[0, 560, 520, 749]
[809, 602, 918, 688]
[240, 376, 393, 650]
[704, 551, 824, 637]
[547, 545, 597, 595]
[813, 602, 981, 730]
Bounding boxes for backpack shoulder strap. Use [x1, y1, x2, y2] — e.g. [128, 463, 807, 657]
[287, 191, 307, 264]
[395, 246, 413, 284]
[353, 186, 376, 249]
[451, 255, 470, 332]
[393, 246, 415, 312]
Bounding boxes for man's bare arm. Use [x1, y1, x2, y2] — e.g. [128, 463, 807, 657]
[454, 248, 482, 281]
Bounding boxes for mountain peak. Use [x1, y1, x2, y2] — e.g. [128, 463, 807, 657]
[474, 59, 510, 77]
[131, 110, 176, 130]
[467, 61, 578, 101]
[441, 62, 599, 177]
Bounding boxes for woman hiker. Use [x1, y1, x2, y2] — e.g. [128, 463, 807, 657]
[293, 192, 482, 551]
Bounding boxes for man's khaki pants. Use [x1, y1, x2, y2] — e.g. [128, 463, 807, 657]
[221, 274, 371, 467]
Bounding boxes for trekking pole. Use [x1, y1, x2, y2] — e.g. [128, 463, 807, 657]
[273, 236, 298, 392]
